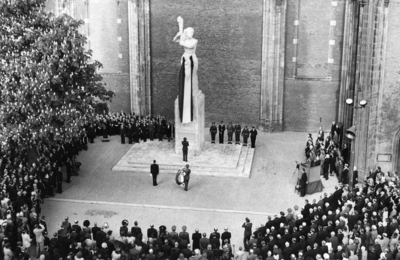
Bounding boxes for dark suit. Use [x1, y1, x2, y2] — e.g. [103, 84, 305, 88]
[221, 231, 231, 245]
[183, 168, 191, 191]
[147, 227, 158, 239]
[242, 128, 249, 145]
[227, 125, 234, 143]
[342, 167, 349, 184]
[300, 171, 308, 197]
[166, 125, 173, 141]
[210, 125, 217, 143]
[151, 163, 159, 186]
[234, 124, 241, 144]
[191, 232, 201, 250]
[218, 124, 225, 144]
[250, 129, 258, 148]
[149, 122, 155, 140]
[120, 125, 126, 144]
[182, 140, 189, 162]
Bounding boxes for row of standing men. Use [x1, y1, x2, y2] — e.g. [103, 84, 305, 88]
[209, 122, 258, 148]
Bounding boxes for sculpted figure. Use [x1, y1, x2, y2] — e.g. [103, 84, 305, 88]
[173, 17, 199, 123]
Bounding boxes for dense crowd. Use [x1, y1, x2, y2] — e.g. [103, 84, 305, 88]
[2, 162, 398, 260]
[304, 122, 355, 186]
[241, 168, 400, 260]
[88, 112, 174, 144]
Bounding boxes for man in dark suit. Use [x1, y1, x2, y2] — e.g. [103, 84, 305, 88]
[182, 138, 189, 162]
[227, 122, 234, 144]
[158, 121, 164, 141]
[147, 224, 158, 239]
[127, 123, 134, 144]
[150, 160, 159, 186]
[242, 218, 252, 251]
[131, 221, 143, 244]
[218, 121, 225, 144]
[234, 122, 241, 145]
[183, 164, 191, 191]
[149, 120, 155, 141]
[221, 228, 231, 245]
[192, 229, 202, 250]
[120, 124, 126, 144]
[166, 122, 173, 142]
[250, 126, 258, 148]
[71, 220, 81, 235]
[210, 122, 217, 144]
[179, 226, 190, 249]
[300, 168, 308, 197]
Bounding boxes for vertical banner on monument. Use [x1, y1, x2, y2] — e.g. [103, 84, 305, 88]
[173, 16, 204, 156]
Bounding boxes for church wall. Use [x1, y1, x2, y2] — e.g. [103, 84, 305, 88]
[282, 0, 346, 132]
[373, 0, 400, 172]
[45, 0, 131, 113]
[150, 0, 263, 125]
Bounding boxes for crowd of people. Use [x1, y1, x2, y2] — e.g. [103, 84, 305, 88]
[2, 162, 398, 260]
[239, 168, 400, 260]
[89, 112, 174, 144]
[304, 122, 355, 186]
[5, 219, 235, 260]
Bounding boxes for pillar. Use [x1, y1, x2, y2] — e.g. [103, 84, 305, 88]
[128, 0, 151, 116]
[259, 0, 287, 132]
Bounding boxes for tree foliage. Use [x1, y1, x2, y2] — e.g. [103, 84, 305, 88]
[0, 0, 114, 150]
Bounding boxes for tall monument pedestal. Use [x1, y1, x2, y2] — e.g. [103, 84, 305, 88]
[175, 90, 205, 156]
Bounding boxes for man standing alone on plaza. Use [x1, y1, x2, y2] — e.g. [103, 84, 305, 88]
[182, 137, 189, 162]
[150, 160, 159, 186]
[183, 164, 191, 191]
[242, 217, 252, 251]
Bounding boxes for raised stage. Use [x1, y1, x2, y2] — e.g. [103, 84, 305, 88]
[112, 141, 254, 178]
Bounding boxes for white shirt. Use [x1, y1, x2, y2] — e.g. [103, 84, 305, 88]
[22, 233, 32, 248]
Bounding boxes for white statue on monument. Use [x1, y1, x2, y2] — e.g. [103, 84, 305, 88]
[173, 16, 199, 124]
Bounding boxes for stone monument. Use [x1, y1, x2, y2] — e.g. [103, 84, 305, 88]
[173, 17, 205, 156]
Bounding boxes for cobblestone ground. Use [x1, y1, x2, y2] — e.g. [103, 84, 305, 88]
[42, 131, 339, 253]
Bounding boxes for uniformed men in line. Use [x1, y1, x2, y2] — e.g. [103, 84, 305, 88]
[210, 122, 256, 147]
[234, 122, 241, 145]
[242, 125, 250, 146]
[227, 122, 234, 144]
[209, 122, 217, 143]
[218, 121, 225, 144]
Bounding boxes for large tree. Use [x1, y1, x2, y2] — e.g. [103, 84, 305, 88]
[0, 0, 114, 151]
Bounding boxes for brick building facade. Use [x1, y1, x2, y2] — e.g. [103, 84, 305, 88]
[45, 0, 400, 174]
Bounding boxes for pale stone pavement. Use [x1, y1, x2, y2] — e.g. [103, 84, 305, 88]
[42, 131, 339, 251]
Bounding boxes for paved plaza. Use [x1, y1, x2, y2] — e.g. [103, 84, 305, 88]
[43, 131, 339, 250]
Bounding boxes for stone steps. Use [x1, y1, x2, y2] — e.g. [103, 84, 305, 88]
[112, 142, 255, 178]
